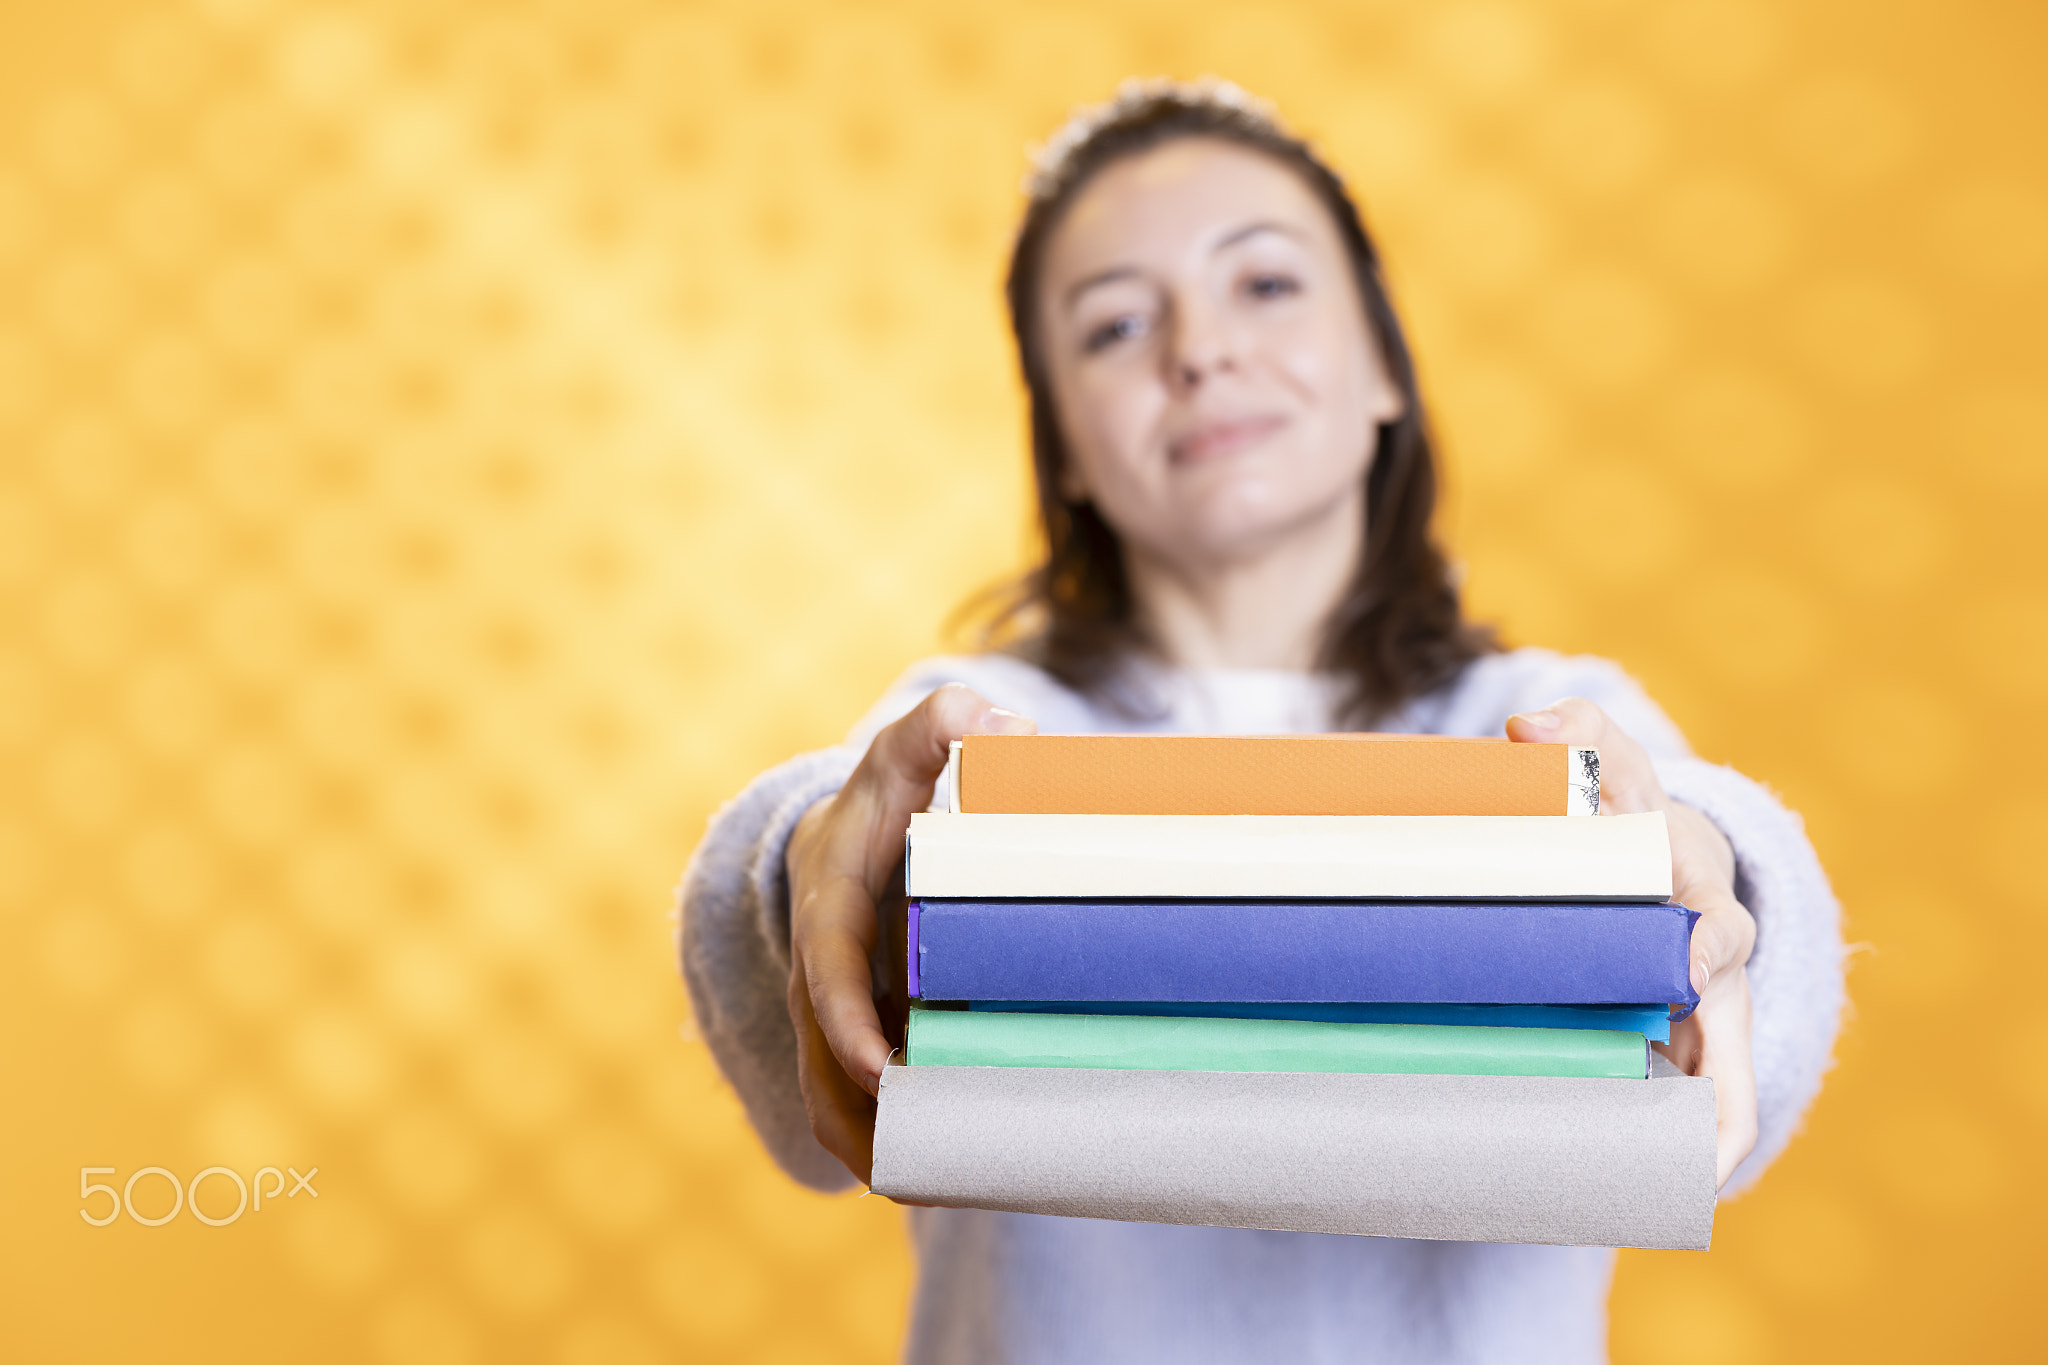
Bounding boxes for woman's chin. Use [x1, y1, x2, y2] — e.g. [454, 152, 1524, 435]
[1161, 449, 1364, 521]
[1148, 504, 1348, 571]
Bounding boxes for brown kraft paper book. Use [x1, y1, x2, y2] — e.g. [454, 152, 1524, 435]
[869, 1056, 1717, 1250]
[948, 734, 1602, 817]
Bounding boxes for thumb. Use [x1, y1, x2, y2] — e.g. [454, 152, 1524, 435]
[868, 683, 1036, 806]
[852, 686, 1037, 887]
[1507, 697, 1665, 816]
[1685, 889, 1757, 994]
[1505, 696, 1607, 748]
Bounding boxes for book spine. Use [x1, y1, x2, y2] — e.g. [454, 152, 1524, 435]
[871, 1065, 1717, 1250]
[1569, 746, 1599, 816]
[905, 811, 1673, 901]
[963, 999, 1673, 1043]
[906, 897, 921, 998]
[957, 735, 1602, 816]
[910, 899, 1700, 1008]
[905, 1009, 1649, 1080]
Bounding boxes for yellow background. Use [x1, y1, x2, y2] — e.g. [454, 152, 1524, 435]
[2, 1, 2043, 1361]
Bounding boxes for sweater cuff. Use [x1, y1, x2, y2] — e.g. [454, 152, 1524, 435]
[676, 745, 862, 1193]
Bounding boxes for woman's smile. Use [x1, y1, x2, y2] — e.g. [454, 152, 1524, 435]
[1167, 411, 1291, 465]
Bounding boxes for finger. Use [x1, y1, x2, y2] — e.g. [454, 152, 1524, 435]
[797, 875, 895, 1096]
[787, 958, 877, 1184]
[842, 685, 1039, 899]
[1650, 976, 1757, 1189]
[1665, 802, 1738, 910]
[865, 683, 1037, 814]
[1503, 695, 1609, 747]
[1682, 888, 1757, 997]
[1651, 1008, 1702, 1070]
[1694, 972, 1758, 1189]
[1505, 697, 1664, 814]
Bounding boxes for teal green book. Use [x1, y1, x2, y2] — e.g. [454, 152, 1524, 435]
[905, 1008, 1648, 1080]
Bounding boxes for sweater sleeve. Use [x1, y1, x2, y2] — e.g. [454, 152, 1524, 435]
[676, 744, 861, 1192]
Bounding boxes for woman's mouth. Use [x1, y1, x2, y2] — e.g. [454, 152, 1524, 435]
[1168, 413, 1289, 464]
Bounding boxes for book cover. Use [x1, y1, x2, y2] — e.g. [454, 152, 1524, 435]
[964, 999, 1674, 1043]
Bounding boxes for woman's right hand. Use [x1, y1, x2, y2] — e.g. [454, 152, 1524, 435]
[784, 684, 1038, 1185]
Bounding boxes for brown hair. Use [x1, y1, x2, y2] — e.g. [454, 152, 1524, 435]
[974, 78, 1494, 725]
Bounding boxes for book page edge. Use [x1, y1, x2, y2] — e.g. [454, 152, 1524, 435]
[1568, 747, 1600, 816]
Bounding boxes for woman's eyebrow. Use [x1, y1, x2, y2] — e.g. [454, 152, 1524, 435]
[1213, 220, 1307, 253]
[1064, 266, 1143, 307]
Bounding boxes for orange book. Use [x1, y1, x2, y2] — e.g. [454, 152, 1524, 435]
[947, 734, 1599, 817]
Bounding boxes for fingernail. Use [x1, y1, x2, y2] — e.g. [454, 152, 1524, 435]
[1692, 958, 1711, 994]
[1513, 709, 1562, 733]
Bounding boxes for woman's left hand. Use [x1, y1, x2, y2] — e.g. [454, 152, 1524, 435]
[1507, 698, 1759, 1189]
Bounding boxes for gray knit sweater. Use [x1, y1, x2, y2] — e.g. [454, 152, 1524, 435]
[678, 648, 1844, 1364]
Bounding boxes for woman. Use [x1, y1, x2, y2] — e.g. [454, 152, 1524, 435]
[682, 81, 1842, 1363]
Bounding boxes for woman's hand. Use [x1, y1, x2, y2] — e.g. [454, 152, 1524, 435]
[784, 684, 1038, 1186]
[1507, 699, 1759, 1189]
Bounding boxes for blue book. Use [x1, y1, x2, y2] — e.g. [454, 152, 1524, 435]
[910, 899, 1699, 1013]
[966, 1000, 1673, 1043]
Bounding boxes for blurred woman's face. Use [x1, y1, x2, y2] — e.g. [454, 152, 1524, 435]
[1037, 138, 1402, 575]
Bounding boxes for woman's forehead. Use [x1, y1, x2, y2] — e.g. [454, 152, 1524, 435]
[1048, 139, 1332, 275]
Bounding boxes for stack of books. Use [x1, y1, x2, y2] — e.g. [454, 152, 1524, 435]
[869, 734, 1718, 1250]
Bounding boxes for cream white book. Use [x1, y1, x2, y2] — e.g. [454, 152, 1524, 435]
[904, 811, 1673, 902]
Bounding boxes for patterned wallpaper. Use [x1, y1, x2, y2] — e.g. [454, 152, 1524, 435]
[1, 1, 2042, 1361]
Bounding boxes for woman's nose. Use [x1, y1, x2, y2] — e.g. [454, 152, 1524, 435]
[1167, 298, 1238, 388]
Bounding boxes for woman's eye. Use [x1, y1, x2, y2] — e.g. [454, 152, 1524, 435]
[1246, 273, 1301, 300]
[1084, 313, 1151, 353]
